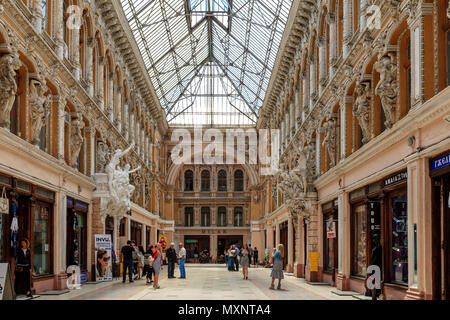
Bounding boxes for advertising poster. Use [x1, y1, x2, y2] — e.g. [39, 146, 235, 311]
[94, 234, 112, 282]
[308, 252, 320, 272]
[158, 234, 168, 252]
[326, 221, 336, 238]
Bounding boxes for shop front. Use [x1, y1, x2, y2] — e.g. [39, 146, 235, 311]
[184, 235, 210, 262]
[66, 198, 88, 273]
[349, 170, 408, 299]
[0, 171, 55, 295]
[322, 199, 338, 285]
[217, 235, 243, 261]
[430, 151, 450, 300]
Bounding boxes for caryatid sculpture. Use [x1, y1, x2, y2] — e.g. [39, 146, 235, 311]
[70, 112, 85, 167]
[375, 53, 398, 129]
[29, 78, 50, 146]
[0, 52, 20, 128]
[321, 111, 337, 167]
[353, 81, 371, 144]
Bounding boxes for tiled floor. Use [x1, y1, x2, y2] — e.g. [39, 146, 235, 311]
[35, 264, 357, 300]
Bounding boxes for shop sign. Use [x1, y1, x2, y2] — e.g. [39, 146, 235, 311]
[308, 252, 320, 272]
[368, 201, 381, 237]
[384, 171, 407, 187]
[0, 263, 15, 300]
[431, 153, 450, 171]
[94, 234, 113, 282]
[326, 221, 336, 239]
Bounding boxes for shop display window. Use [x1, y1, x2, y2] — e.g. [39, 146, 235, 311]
[391, 193, 408, 284]
[33, 204, 50, 276]
[0, 214, 4, 262]
[324, 215, 337, 271]
[353, 204, 367, 276]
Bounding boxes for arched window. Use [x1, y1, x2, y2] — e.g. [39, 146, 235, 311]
[184, 170, 194, 191]
[234, 170, 244, 192]
[185, 207, 194, 227]
[218, 207, 227, 226]
[201, 170, 210, 191]
[218, 170, 227, 191]
[234, 207, 243, 227]
[201, 207, 210, 227]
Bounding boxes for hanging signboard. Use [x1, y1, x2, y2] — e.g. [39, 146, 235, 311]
[0, 263, 15, 300]
[368, 201, 381, 239]
[326, 221, 336, 239]
[94, 234, 113, 282]
[431, 152, 450, 171]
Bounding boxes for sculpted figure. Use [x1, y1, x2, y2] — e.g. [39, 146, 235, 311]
[105, 142, 135, 202]
[29, 79, 50, 146]
[353, 81, 371, 144]
[321, 115, 336, 167]
[96, 141, 109, 173]
[374, 53, 398, 129]
[0, 53, 20, 128]
[70, 112, 85, 167]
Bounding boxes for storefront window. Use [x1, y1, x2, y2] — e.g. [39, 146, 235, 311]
[324, 214, 337, 271]
[353, 204, 367, 276]
[391, 193, 408, 284]
[33, 204, 50, 276]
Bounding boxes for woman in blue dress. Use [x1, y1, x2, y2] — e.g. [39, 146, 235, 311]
[269, 244, 284, 290]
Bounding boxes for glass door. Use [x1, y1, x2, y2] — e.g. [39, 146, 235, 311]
[33, 202, 51, 276]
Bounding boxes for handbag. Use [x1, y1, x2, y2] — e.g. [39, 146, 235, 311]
[0, 187, 9, 214]
[148, 255, 154, 267]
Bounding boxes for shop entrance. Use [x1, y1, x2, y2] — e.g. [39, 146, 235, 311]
[217, 236, 243, 263]
[66, 199, 88, 272]
[432, 172, 450, 300]
[184, 235, 210, 263]
[279, 221, 288, 269]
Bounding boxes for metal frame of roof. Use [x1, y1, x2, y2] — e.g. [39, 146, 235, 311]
[121, 0, 293, 126]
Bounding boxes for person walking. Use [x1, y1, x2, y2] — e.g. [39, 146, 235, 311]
[152, 243, 163, 289]
[15, 239, 32, 297]
[253, 247, 259, 267]
[233, 245, 240, 272]
[269, 244, 284, 290]
[240, 243, 250, 280]
[227, 246, 233, 271]
[131, 241, 139, 280]
[121, 240, 135, 283]
[143, 245, 154, 284]
[166, 242, 177, 279]
[178, 242, 186, 279]
[248, 244, 253, 267]
[137, 245, 145, 280]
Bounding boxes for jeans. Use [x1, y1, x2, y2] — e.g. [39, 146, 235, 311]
[123, 260, 133, 282]
[168, 261, 175, 278]
[179, 259, 186, 278]
[234, 256, 239, 271]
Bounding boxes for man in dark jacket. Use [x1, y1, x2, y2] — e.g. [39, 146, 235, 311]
[166, 242, 178, 278]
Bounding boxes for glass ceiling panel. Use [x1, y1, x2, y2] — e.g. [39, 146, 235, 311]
[120, 0, 293, 126]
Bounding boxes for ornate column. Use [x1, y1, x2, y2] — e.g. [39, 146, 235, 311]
[123, 104, 129, 140]
[97, 57, 105, 110]
[194, 207, 200, 226]
[228, 207, 233, 226]
[289, 99, 295, 136]
[116, 87, 122, 132]
[315, 131, 321, 175]
[340, 100, 347, 160]
[211, 207, 217, 226]
[318, 36, 327, 95]
[309, 55, 316, 106]
[89, 126, 96, 175]
[302, 72, 308, 121]
[343, 0, 353, 58]
[288, 216, 294, 272]
[359, 0, 368, 33]
[107, 73, 114, 121]
[32, 0, 44, 32]
[57, 95, 66, 162]
[280, 117, 285, 150]
[295, 86, 301, 128]
[70, 25, 81, 80]
[267, 223, 274, 251]
[275, 223, 280, 246]
[327, 12, 337, 77]
[284, 111, 289, 145]
[54, 0, 65, 60]
[86, 37, 94, 97]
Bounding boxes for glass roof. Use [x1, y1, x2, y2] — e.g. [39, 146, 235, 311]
[120, 0, 293, 126]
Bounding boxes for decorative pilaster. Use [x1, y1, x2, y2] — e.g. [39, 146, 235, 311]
[343, 0, 353, 58]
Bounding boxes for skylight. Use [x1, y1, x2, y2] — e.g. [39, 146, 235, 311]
[120, 0, 293, 126]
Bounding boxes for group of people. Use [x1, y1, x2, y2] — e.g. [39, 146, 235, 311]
[120, 241, 186, 290]
[225, 244, 260, 280]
